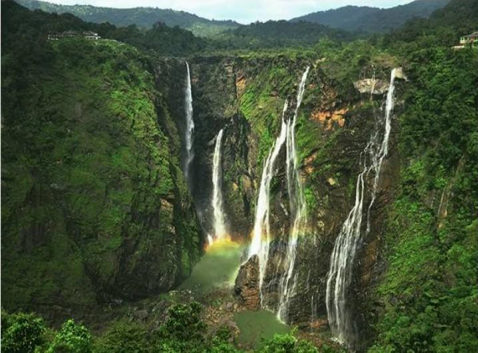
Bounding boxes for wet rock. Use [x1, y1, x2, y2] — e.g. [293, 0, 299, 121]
[353, 78, 389, 95]
[234, 255, 260, 310]
[394, 67, 408, 81]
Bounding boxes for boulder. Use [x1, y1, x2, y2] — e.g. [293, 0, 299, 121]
[353, 78, 389, 95]
[234, 255, 261, 310]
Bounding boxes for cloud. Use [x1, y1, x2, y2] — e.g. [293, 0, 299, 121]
[43, 0, 414, 23]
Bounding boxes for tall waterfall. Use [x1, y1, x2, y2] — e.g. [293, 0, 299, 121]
[211, 129, 227, 242]
[184, 62, 195, 182]
[247, 66, 310, 315]
[277, 66, 310, 321]
[248, 101, 289, 297]
[326, 68, 397, 346]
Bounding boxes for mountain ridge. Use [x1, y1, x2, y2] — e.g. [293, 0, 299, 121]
[291, 0, 451, 33]
[14, 0, 240, 37]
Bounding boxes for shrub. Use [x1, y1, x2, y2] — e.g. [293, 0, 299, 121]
[1, 312, 47, 353]
[47, 319, 92, 353]
[259, 333, 318, 353]
[94, 319, 150, 353]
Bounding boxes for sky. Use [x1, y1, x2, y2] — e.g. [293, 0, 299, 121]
[43, 0, 415, 23]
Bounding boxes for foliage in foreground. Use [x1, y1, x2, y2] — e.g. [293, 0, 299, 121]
[1, 304, 325, 353]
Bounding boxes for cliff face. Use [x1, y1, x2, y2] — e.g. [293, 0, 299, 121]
[6, 29, 475, 351]
[1, 38, 402, 348]
[172, 54, 403, 349]
[1, 39, 203, 309]
[179, 48, 478, 352]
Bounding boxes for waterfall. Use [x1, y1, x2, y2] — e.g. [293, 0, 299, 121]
[277, 66, 310, 321]
[248, 101, 289, 298]
[184, 62, 195, 182]
[247, 66, 310, 316]
[211, 129, 227, 242]
[325, 68, 397, 346]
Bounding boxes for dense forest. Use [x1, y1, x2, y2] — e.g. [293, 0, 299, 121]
[291, 0, 450, 33]
[2, 0, 477, 352]
[16, 0, 240, 36]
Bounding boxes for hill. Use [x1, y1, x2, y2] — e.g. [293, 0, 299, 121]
[15, 0, 240, 37]
[212, 20, 354, 50]
[291, 0, 450, 33]
[384, 0, 478, 46]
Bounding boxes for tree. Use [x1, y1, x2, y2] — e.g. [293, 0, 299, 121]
[1, 312, 47, 353]
[47, 319, 92, 353]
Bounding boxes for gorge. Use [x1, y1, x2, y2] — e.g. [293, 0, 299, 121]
[2, 1, 477, 352]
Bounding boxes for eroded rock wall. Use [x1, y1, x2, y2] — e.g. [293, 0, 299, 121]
[175, 55, 403, 350]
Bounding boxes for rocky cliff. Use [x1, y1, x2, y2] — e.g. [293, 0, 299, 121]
[4, 14, 476, 350]
[1, 39, 203, 310]
[165, 54, 404, 350]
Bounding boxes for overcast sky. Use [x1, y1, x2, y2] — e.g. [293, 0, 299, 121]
[45, 0, 416, 23]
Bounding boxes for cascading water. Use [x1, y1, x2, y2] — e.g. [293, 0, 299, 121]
[247, 66, 310, 317]
[248, 101, 289, 298]
[325, 68, 398, 346]
[210, 129, 227, 243]
[277, 66, 310, 321]
[184, 62, 195, 183]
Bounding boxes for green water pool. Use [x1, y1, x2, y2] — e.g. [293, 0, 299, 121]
[180, 240, 289, 349]
[180, 240, 244, 294]
[234, 309, 290, 349]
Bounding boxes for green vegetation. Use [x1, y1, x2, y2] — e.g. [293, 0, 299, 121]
[366, 1, 478, 350]
[16, 0, 239, 37]
[369, 46, 478, 352]
[291, 0, 450, 33]
[260, 333, 318, 353]
[47, 320, 93, 353]
[1, 305, 319, 352]
[2, 1, 201, 307]
[2, 0, 478, 352]
[213, 21, 353, 51]
[1, 312, 49, 353]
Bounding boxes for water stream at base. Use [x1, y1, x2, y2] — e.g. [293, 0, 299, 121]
[325, 68, 397, 346]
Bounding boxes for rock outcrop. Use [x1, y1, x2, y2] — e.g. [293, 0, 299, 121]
[234, 255, 261, 310]
[181, 56, 403, 351]
[354, 78, 389, 95]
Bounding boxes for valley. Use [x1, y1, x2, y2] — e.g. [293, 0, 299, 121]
[1, 0, 477, 352]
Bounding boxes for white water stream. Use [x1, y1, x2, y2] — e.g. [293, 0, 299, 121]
[277, 66, 310, 321]
[184, 62, 195, 183]
[247, 67, 310, 319]
[211, 129, 227, 242]
[325, 68, 397, 346]
[248, 101, 289, 298]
